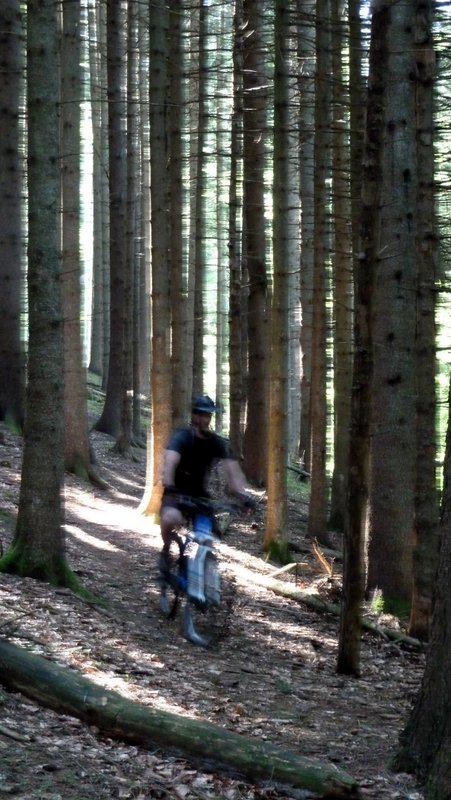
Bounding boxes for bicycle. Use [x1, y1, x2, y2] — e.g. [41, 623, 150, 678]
[158, 495, 242, 647]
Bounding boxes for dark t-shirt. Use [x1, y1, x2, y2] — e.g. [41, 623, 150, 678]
[166, 427, 230, 497]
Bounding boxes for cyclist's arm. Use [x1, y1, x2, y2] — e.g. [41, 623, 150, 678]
[162, 448, 181, 488]
[222, 458, 250, 495]
[222, 458, 260, 510]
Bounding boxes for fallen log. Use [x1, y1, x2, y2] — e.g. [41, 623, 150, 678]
[287, 465, 310, 482]
[242, 570, 424, 650]
[268, 561, 310, 579]
[0, 638, 359, 799]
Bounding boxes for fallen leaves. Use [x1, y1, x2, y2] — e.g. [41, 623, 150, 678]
[0, 423, 426, 800]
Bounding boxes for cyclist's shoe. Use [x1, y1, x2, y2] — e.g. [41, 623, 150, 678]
[184, 603, 210, 647]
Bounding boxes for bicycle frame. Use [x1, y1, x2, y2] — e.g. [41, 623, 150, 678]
[159, 497, 224, 647]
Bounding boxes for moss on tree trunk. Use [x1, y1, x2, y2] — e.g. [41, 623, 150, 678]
[0, 544, 93, 599]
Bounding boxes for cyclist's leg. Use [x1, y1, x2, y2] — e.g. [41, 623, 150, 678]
[160, 503, 184, 548]
[159, 500, 185, 614]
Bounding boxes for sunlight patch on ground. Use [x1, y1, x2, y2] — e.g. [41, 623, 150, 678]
[80, 669, 203, 721]
[65, 523, 124, 553]
[65, 487, 160, 542]
[256, 614, 337, 650]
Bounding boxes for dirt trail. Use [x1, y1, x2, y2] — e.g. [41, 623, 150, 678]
[0, 425, 425, 800]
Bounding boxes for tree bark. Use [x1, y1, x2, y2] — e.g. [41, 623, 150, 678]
[0, 638, 359, 799]
[297, 0, 315, 472]
[409, 0, 440, 642]
[139, 0, 172, 516]
[336, 0, 384, 677]
[329, 0, 353, 533]
[88, 1, 110, 382]
[308, 0, 332, 546]
[228, 2, 245, 461]
[0, 0, 25, 429]
[366, 0, 417, 609]
[61, 0, 95, 480]
[394, 374, 451, 798]
[1, 0, 66, 585]
[168, 0, 190, 429]
[241, 0, 269, 487]
[95, 0, 128, 438]
[264, 0, 290, 554]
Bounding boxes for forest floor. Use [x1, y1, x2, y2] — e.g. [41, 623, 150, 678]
[0, 420, 427, 800]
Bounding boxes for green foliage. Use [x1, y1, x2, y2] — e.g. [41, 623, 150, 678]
[4, 413, 22, 435]
[287, 466, 310, 501]
[370, 589, 385, 614]
[370, 588, 410, 620]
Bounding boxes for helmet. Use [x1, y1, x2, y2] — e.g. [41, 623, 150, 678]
[191, 394, 220, 414]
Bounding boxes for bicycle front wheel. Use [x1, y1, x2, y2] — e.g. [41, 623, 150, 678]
[183, 556, 235, 647]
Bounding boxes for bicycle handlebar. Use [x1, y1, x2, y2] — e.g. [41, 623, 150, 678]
[164, 491, 244, 515]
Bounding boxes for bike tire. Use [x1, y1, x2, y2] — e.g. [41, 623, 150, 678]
[159, 536, 186, 618]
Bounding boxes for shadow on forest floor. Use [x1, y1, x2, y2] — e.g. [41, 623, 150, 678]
[0, 421, 425, 800]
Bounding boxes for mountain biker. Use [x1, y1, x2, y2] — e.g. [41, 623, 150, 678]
[159, 394, 255, 566]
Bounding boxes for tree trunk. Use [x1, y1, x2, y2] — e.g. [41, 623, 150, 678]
[264, 0, 290, 555]
[241, 0, 269, 487]
[228, 2, 245, 461]
[87, 1, 109, 383]
[0, 0, 70, 586]
[215, 6, 232, 434]
[237, 564, 423, 648]
[329, 0, 353, 533]
[409, 0, 440, 642]
[0, 0, 25, 429]
[116, 0, 138, 455]
[95, 0, 128, 438]
[168, 0, 190, 429]
[192, 0, 210, 395]
[139, 0, 172, 516]
[61, 0, 94, 480]
[336, 0, 384, 677]
[297, 0, 315, 471]
[394, 374, 451, 799]
[308, 0, 332, 545]
[137, 11, 151, 398]
[366, 0, 417, 610]
[0, 638, 359, 799]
